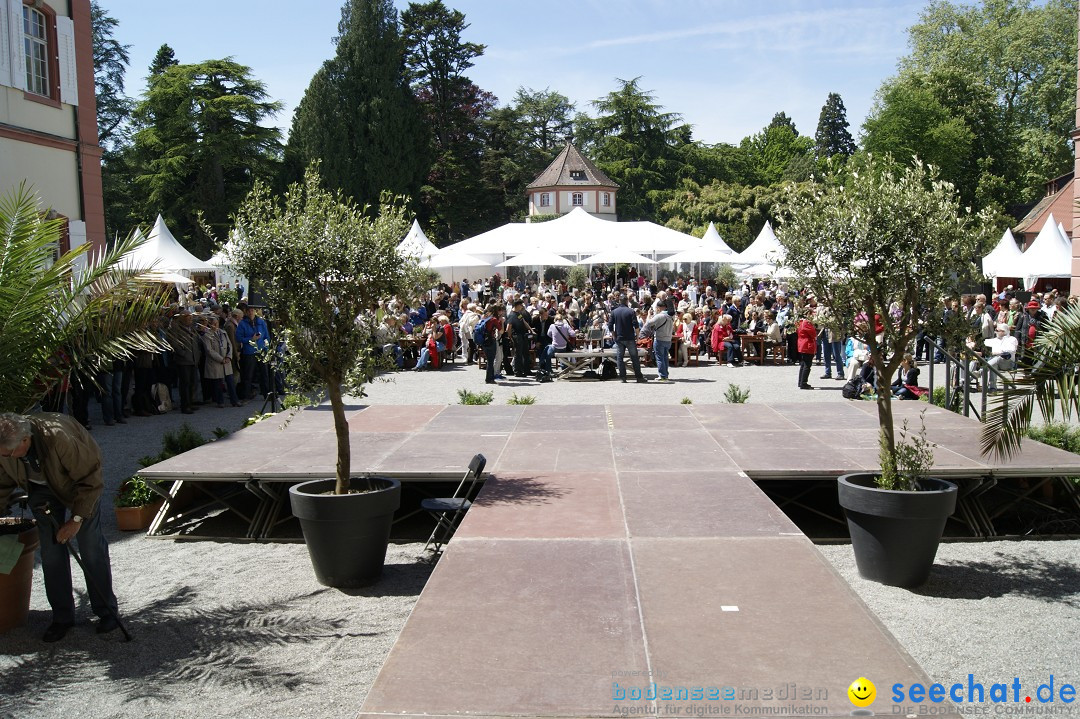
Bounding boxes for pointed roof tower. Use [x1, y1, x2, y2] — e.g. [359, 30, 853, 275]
[527, 142, 618, 189]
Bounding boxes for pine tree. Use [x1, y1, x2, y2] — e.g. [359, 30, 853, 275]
[814, 92, 855, 159]
[148, 44, 178, 77]
[286, 0, 427, 209]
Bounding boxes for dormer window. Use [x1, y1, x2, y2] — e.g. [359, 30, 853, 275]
[569, 170, 586, 181]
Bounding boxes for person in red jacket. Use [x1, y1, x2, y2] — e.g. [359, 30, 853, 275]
[796, 309, 818, 390]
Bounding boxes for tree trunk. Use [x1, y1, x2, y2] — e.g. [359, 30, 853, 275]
[327, 380, 351, 495]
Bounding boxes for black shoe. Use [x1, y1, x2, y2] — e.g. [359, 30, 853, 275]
[800, 384, 814, 390]
[96, 616, 120, 635]
[485, 380, 496, 384]
[43, 621, 73, 643]
[621, 379, 627, 383]
[819, 374, 832, 379]
[636, 377, 647, 383]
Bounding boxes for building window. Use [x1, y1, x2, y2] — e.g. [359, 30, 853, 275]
[539, 193, 551, 208]
[602, 192, 611, 207]
[572, 192, 583, 206]
[570, 170, 586, 181]
[23, 7, 49, 97]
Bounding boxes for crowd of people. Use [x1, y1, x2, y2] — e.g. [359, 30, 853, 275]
[374, 271, 1080, 395]
[39, 284, 281, 431]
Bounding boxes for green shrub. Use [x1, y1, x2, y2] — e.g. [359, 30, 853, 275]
[458, 389, 494, 405]
[724, 383, 750, 404]
[507, 393, 536, 405]
[680, 396, 693, 404]
[138, 422, 208, 468]
[212, 427, 230, 439]
[1026, 424, 1080, 454]
[114, 476, 156, 508]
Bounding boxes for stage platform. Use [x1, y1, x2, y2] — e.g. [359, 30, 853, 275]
[137, 402, 1079, 716]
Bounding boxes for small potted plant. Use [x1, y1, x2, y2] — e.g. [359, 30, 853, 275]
[114, 475, 163, 531]
[837, 415, 957, 587]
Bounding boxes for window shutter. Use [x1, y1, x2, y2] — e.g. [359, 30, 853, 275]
[0, 7, 9, 87]
[56, 15, 77, 105]
[6, 0, 23, 90]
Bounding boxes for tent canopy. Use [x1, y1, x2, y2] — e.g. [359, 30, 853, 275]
[122, 215, 215, 274]
[398, 220, 440, 260]
[442, 207, 700, 263]
[663, 245, 739, 264]
[699, 222, 735, 255]
[981, 228, 1025, 280]
[579, 248, 657, 265]
[1020, 213, 1072, 288]
[208, 229, 241, 267]
[732, 221, 784, 265]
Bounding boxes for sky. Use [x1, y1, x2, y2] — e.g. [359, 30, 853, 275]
[102, 0, 927, 146]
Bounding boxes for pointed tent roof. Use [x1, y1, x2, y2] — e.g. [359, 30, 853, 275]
[1020, 213, 1072, 287]
[732, 221, 784, 265]
[982, 228, 1025, 280]
[208, 229, 242, 267]
[699, 222, 734, 254]
[122, 215, 215, 273]
[398, 219, 440, 260]
[527, 142, 618, 189]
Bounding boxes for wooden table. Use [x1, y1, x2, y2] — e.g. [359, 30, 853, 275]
[739, 334, 766, 365]
[553, 349, 616, 379]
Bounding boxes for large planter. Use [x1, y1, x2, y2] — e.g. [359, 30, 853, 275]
[289, 476, 401, 588]
[837, 473, 958, 588]
[114, 500, 164, 532]
[0, 520, 39, 633]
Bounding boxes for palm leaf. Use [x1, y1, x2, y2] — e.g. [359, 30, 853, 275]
[981, 304, 1080, 459]
[0, 184, 170, 413]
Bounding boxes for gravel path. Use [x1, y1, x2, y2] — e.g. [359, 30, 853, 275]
[1, 374, 1077, 718]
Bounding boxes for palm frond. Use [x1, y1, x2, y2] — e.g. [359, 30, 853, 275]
[981, 304, 1080, 459]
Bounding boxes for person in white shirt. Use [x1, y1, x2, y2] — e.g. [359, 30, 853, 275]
[978, 323, 1018, 391]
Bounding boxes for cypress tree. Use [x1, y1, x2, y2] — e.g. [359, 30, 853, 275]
[814, 92, 855, 159]
[286, 0, 426, 208]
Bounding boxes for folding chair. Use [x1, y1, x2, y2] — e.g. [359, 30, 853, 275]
[422, 453, 487, 557]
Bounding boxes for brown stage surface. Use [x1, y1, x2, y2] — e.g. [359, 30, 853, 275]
[140, 402, 1080, 718]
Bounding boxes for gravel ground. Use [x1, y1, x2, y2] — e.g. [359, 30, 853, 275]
[1, 371, 1077, 719]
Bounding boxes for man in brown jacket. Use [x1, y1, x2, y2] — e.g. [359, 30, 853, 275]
[0, 412, 120, 642]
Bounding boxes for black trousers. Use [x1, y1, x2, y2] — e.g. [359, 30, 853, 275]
[483, 342, 497, 382]
[798, 352, 813, 387]
[513, 334, 530, 375]
[176, 364, 198, 411]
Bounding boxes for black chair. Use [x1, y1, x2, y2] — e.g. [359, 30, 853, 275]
[422, 454, 486, 557]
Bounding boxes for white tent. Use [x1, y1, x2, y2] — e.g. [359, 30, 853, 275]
[579, 248, 657, 265]
[208, 229, 247, 292]
[981, 228, 1025, 280]
[495, 249, 577, 268]
[122, 215, 215, 274]
[699, 222, 735, 255]
[663, 245, 739, 265]
[442, 208, 700, 265]
[1020, 213, 1072, 289]
[398, 220, 440, 260]
[732, 221, 784, 265]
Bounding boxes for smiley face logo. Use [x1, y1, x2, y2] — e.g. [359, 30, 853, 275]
[847, 677, 876, 707]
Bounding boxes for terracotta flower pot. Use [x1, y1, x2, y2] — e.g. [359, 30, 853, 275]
[114, 501, 163, 532]
[0, 520, 39, 633]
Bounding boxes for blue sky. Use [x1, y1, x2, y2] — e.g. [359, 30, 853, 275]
[103, 0, 926, 145]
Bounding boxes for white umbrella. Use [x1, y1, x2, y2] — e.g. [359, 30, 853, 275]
[425, 250, 490, 269]
[662, 245, 737, 265]
[495, 249, 577, 268]
[578, 248, 657, 265]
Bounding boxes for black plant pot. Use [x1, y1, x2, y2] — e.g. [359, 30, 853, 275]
[837, 473, 957, 588]
[289, 476, 401, 588]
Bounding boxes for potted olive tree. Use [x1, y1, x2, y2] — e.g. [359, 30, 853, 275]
[230, 168, 421, 587]
[0, 185, 167, 630]
[776, 157, 994, 587]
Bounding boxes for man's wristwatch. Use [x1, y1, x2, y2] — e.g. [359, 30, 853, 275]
[71, 515, 83, 524]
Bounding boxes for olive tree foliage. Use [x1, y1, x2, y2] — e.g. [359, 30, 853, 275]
[775, 157, 994, 482]
[229, 168, 422, 493]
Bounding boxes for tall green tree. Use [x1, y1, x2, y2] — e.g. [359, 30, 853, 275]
[90, 1, 132, 152]
[131, 59, 283, 257]
[814, 92, 855, 160]
[863, 68, 1010, 210]
[148, 43, 178, 77]
[898, 0, 1077, 202]
[575, 77, 687, 220]
[402, 0, 495, 241]
[740, 118, 814, 186]
[513, 87, 575, 151]
[286, 0, 427, 208]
